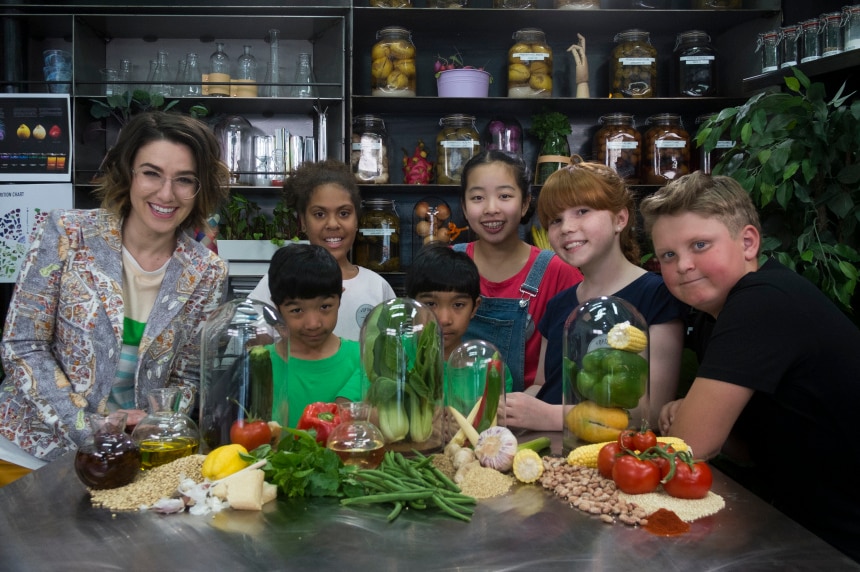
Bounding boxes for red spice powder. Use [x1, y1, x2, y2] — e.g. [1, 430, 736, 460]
[643, 508, 690, 536]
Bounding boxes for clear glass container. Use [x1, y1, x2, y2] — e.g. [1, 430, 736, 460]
[444, 340, 507, 444]
[360, 297, 444, 454]
[413, 197, 453, 255]
[756, 30, 780, 73]
[326, 402, 386, 469]
[610, 29, 657, 98]
[693, 0, 740, 6]
[821, 11, 846, 56]
[215, 115, 253, 185]
[436, 113, 480, 185]
[371, 26, 417, 97]
[351, 114, 389, 184]
[131, 387, 200, 470]
[845, 5, 860, 51]
[643, 113, 690, 185]
[356, 198, 401, 272]
[508, 28, 552, 98]
[800, 18, 822, 63]
[182, 52, 201, 97]
[266, 28, 283, 97]
[208, 42, 231, 97]
[290, 52, 316, 98]
[494, 0, 535, 7]
[674, 30, 717, 97]
[779, 25, 801, 68]
[555, 0, 599, 9]
[694, 113, 734, 175]
[174, 58, 187, 96]
[535, 131, 571, 185]
[594, 113, 641, 183]
[562, 296, 650, 454]
[150, 50, 172, 96]
[74, 412, 141, 490]
[118, 58, 133, 93]
[235, 45, 258, 97]
[370, 0, 412, 5]
[483, 116, 523, 159]
[199, 299, 288, 453]
[429, 0, 468, 6]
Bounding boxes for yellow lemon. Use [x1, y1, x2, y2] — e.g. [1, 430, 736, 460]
[508, 42, 531, 64]
[371, 57, 393, 80]
[386, 70, 411, 90]
[388, 40, 415, 60]
[17, 124, 31, 139]
[529, 61, 551, 76]
[371, 43, 391, 61]
[394, 59, 416, 77]
[565, 400, 629, 443]
[508, 63, 530, 84]
[529, 73, 553, 92]
[201, 443, 250, 481]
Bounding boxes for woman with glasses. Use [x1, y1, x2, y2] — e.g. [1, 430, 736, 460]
[0, 111, 230, 485]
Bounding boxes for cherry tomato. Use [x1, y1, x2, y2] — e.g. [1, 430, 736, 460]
[618, 429, 657, 452]
[618, 429, 637, 450]
[612, 455, 660, 495]
[663, 459, 713, 499]
[597, 442, 623, 479]
[230, 419, 272, 452]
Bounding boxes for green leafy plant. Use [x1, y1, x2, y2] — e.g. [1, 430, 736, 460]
[218, 192, 300, 245]
[697, 68, 860, 315]
[89, 89, 208, 126]
[531, 109, 572, 184]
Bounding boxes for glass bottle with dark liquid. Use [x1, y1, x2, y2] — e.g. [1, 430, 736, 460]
[131, 387, 200, 470]
[74, 412, 141, 489]
[326, 402, 385, 469]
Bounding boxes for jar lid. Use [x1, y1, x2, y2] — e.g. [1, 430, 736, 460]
[439, 113, 476, 126]
[598, 113, 635, 125]
[646, 113, 682, 125]
[512, 27, 546, 41]
[363, 198, 396, 208]
[695, 113, 716, 124]
[353, 114, 386, 127]
[800, 18, 821, 30]
[780, 24, 800, 34]
[845, 5, 860, 14]
[376, 26, 412, 39]
[614, 29, 651, 43]
[675, 30, 710, 43]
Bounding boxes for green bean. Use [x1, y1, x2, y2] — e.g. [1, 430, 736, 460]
[341, 490, 435, 505]
[428, 466, 460, 492]
[387, 501, 403, 522]
[431, 494, 472, 522]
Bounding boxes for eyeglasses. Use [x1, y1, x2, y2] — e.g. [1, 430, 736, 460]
[132, 168, 201, 200]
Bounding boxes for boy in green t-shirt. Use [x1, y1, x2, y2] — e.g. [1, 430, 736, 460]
[266, 244, 361, 428]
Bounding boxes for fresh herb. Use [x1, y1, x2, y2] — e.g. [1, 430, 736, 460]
[218, 192, 300, 244]
[530, 109, 572, 143]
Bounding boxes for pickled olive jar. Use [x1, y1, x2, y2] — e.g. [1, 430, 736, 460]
[593, 113, 641, 183]
[757, 30, 780, 73]
[508, 28, 553, 99]
[694, 113, 734, 175]
[673, 30, 717, 97]
[554, 0, 599, 8]
[779, 24, 801, 68]
[436, 114, 480, 185]
[371, 26, 416, 97]
[351, 114, 389, 184]
[821, 11, 846, 56]
[355, 199, 400, 272]
[643, 113, 690, 185]
[610, 30, 657, 98]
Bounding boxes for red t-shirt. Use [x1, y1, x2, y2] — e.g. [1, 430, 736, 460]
[463, 243, 583, 388]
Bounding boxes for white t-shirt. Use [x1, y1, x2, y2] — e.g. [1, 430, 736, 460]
[248, 266, 396, 341]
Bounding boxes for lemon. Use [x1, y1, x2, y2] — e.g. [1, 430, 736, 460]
[394, 59, 416, 77]
[529, 73, 553, 92]
[386, 70, 410, 90]
[201, 443, 250, 481]
[371, 57, 393, 80]
[388, 40, 415, 60]
[508, 63, 530, 84]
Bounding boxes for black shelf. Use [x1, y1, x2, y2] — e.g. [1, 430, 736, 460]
[742, 50, 860, 94]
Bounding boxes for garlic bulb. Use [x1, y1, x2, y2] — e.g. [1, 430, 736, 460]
[474, 426, 518, 472]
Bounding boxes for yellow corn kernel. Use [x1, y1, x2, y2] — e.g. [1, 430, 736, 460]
[566, 436, 689, 468]
[607, 321, 648, 353]
[512, 449, 544, 484]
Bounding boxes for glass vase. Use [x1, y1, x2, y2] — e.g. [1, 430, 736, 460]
[131, 387, 200, 470]
[444, 340, 507, 445]
[290, 52, 316, 98]
[208, 42, 231, 97]
[535, 132, 571, 185]
[74, 412, 141, 489]
[326, 402, 386, 469]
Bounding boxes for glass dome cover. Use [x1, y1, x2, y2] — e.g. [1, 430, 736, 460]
[445, 340, 507, 444]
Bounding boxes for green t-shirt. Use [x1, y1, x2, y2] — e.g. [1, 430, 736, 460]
[267, 339, 362, 428]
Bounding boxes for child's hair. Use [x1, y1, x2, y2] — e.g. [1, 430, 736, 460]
[267, 243, 342, 306]
[283, 159, 362, 218]
[639, 171, 762, 243]
[537, 158, 640, 264]
[460, 150, 534, 225]
[406, 243, 480, 302]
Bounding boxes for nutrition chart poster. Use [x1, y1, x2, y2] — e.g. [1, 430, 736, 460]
[0, 93, 72, 182]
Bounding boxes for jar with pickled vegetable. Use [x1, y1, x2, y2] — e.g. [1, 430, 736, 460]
[355, 199, 400, 272]
[413, 197, 453, 254]
[508, 28, 553, 98]
[593, 113, 641, 183]
[643, 113, 690, 185]
[483, 116, 523, 158]
[554, 0, 599, 8]
[370, 0, 412, 7]
[610, 30, 657, 98]
[371, 26, 416, 97]
[694, 113, 734, 175]
[351, 114, 389, 184]
[494, 0, 535, 7]
[436, 114, 480, 184]
[673, 30, 717, 97]
[429, 0, 467, 6]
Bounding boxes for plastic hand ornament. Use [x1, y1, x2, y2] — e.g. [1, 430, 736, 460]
[567, 33, 589, 99]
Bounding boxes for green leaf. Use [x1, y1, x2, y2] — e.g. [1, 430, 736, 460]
[828, 191, 855, 218]
[741, 123, 752, 145]
[837, 163, 860, 185]
[782, 162, 800, 181]
[785, 76, 800, 93]
[838, 260, 859, 281]
[800, 249, 814, 262]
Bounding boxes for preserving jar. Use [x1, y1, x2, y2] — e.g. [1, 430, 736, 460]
[693, 0, 740, 7]
[351, 114, 389, 184]
[756, 30, 780, 73]
[562, 296, 650, 453]
[484, 116, 524, 158]
[494, 0, 535, 7]
[371, 26, 416, 97]
[355, 199, 400, 272]
[413, 197, 453, 251]
[436, 114, 480, 184]
[779, 24, 801, 68]
[800, 18, 822, 63]
[845, 5, 860, 51]
[508, 28, 553, 98]
[674, 30, 717, 97]
[821, 11, 846, 56]
[610, 30, 657, 98]
[594, 113, 641, 183]
[554, 0, 599, 8]
[694, 113, 734, 175]
[370, 0, 412, 6]
[428, 0, 467, 5]
[643, 113, 690, 185]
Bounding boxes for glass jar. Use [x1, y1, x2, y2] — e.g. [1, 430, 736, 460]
[326, 402, 386, 469]
[555, 0, 599, 8]
[562, 296, 649, 454]
[131, 387, 200, 470]
[291, 52, 317, 98]
[444, 340, 507, 445]
[693, 0, 740, 6]
[355, 199, 401, 272]
[360, 298, 444, 454]
[483, 116, 524, 159]
[643, 113, 690, 185]
[494, 0, 535, 7]
[508, 28, 553, 98]
[535, 132, 571, 185]
[756, 30, 780, 73]
[351, 114, 389, 184]
[151, 50, 172, 97]
[694, 113, 734, 174]
[199, 299, 288, 452]
[593, 113, 641, 183]
[845, 5, 860, 51]
[429, 0, 467, 6]
[413, 197, 453, 253]
[779, 24, 801, 68]
[234, 45, 257, 97]
[436, 114, 480, 184]
[370, 0, 412, 5]
[800, 18, 823, 63]
[610, 30, 657, 98]
[208, 42, 230, 97]
[215, 115, 253, 185]
[371, 26, 416, 97]
[74, 412, 141, 490]
[674, 30, 717, 97]
[821, 11, 846, 56]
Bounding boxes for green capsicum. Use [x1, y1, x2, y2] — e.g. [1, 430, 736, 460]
[576, 347, 647, 409]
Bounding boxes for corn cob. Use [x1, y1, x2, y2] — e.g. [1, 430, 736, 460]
[512, 449, 544, 484]
[566, 436, 689, 468]
[607, 321, 648, 353]
[530, 225, 551, 251]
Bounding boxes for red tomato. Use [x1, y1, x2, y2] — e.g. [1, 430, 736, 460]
[663, 459, 713, 499]
[597, 442, 623, 479]
[230, 419, 272, 452]
[652, 443, 676, 478]
[633, 430, 657, 452]
[612, 455, 660, 495]
[618, 429, 637, 450]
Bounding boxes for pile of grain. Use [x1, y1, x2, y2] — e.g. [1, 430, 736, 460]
[618, 490, 725, 522]
[458, 466, 513, 499]
[89, 454, 205, 511]
[431, 453, 456, 480]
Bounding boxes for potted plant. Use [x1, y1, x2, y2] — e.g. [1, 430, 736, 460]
[216, 193, 302, 261]
[697, 68, 860, 316]
[434, 51, 492, 98]
[89, 90, 209, 126]
[531, 109, 572, 184]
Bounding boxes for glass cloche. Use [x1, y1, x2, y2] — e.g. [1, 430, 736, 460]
[199, 298, 288, 453]
[444, 340, 507, 444]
